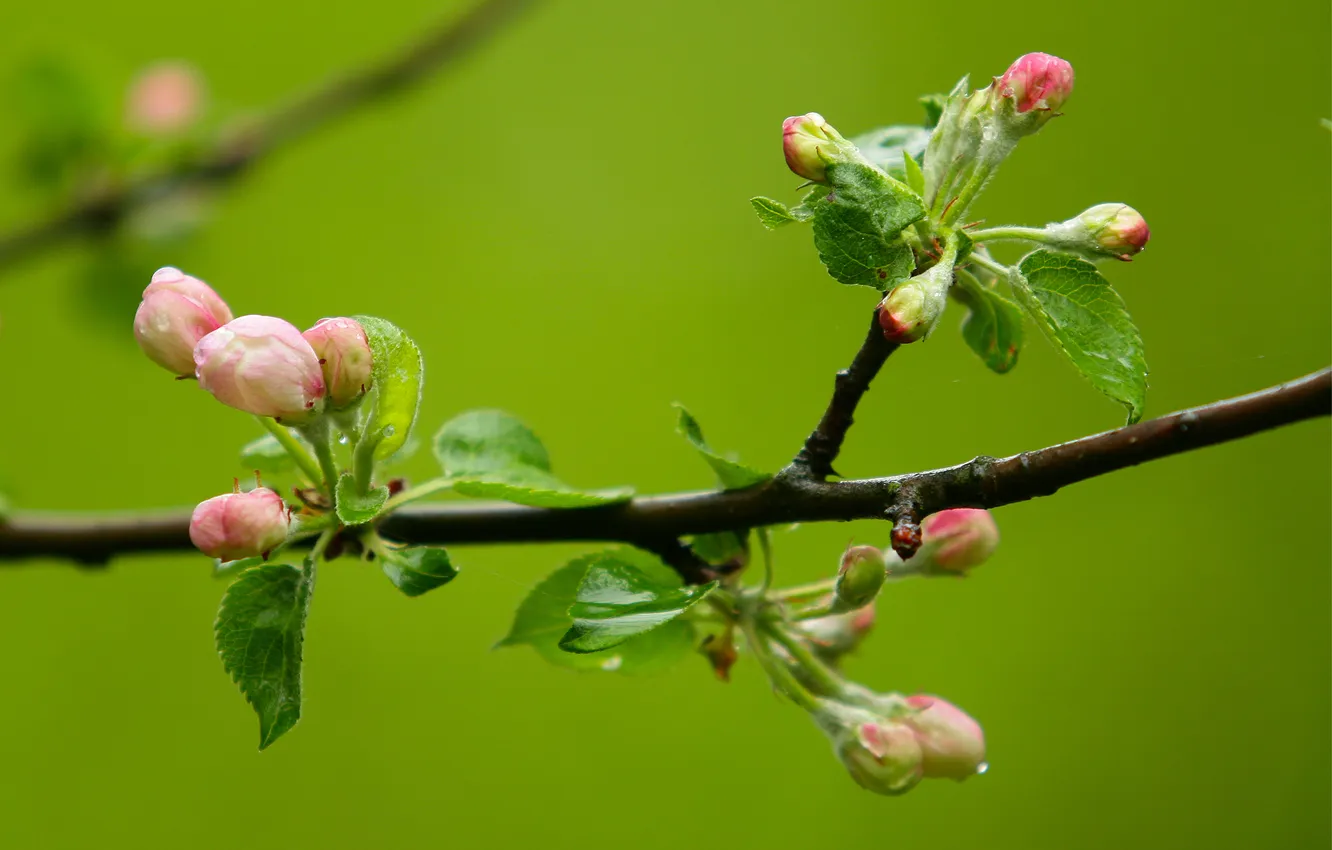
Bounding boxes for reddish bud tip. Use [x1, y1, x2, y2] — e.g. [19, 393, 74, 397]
[782, 112, 843, 183]
[998, 52, 1074, 114]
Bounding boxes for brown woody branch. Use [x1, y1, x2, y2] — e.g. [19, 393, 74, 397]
[3, 368, 1325, 570]
[0, 0, 535, 273]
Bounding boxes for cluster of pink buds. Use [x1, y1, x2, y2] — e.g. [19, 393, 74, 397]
[824, 693, 986, 795]
[133, 267, 373, 423]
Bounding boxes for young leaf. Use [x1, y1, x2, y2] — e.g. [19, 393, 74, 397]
[334, 474, 389, 526]
[919, 93, 948, 128]
[1010, 250, 1148, 422]
[352, 315, 423, 461]
[902, 150, 926, 196]
[215, 562, 313, 750]
[848, 125, 931, 180]
[433, 410, 633, 508]
[497, 549, 697, 674]
[809, 161, 925, 292]
[380, 546, 458, 597]
[750, 197, 800, 229]
[560, 560, 717, 653]
[674, 404, 769, 490]
[954, 273, 1024, 374]
[240, 435, 296, 476]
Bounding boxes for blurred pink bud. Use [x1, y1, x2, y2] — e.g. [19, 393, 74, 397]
[189, 487, 290, 561]
[920, 508, 999, 572]
[803, 601, 876, 660]
[998, 53, 1074, 114]
[1079, 204, 1150, 261]
[783, 112, 845, 183]
[126, 62, 204, 134]
[837, 718, 924, 796]
[302, 318, 373, 409]
[194, 316, 326, 423]
[834, 545, 887, 610]
[903, 695, 987, 780]
[133, 267, 233, 376]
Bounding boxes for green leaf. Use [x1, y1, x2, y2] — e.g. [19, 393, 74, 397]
[954, 274, 1025, 374]
[673, 404, 769, 490]
[902, 150, 926, 196]
[750, 196, 799, 229]
[352, 315, 423, 462]
[334, 474, 389, 525]
[380, 546, 458, 597]
[808, 161, 925, 292]
[215, 563, 313, 750]
[1011, 251, 1148, 422]
[239, 435, 296, 476]
[689, 531, 749, 567]
[848, 126, 931, 180]
[560, 560, 717, 653]
[433, 410, 633, 508]
[497, 548, 698, 674]
[919, 94, 948, 128]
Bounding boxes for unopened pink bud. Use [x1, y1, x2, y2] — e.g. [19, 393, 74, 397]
[194, 316, 326, 423]
[133, 267, 233, 376]
[837, 718, 924, 796]
[1080, 204, 1150, 260]
[782, 112, 847, 183]
[803, 601, 877, 660]
[919, 508, 999, 573]
[878, 283, 930, 343]
[126, 62, 204, 134]
[998, 52, 1074, 115]
[903, 695, 987, 780]
[189, 487, 290, 561]
[302, 317, 373, 409]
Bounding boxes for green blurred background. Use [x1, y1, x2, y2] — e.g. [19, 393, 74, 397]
[0, 0, 1328, 847]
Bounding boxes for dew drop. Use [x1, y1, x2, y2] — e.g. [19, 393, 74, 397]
[337, 434, 350, 445]
[383, 425, 397, 437]
[600, 655, 623, 672]
[975, 762, 989, 775]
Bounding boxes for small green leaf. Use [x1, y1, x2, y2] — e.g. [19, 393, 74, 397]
[381, 546, 458, 597]
[497, 549, 697, 674]
[954, 274, 1024, 374]
[848, 126, 931, 180]
[750, 197, 799, 229]
[433, 410, 633, 508]
[1011, 250, 1148, 422]
[902, 150, 926, 196]
[560, 561, 717, 653]
[352, 315, 423, 461]
[919, 94, 947, 128]
[239, 435, 296, 476]
[809, 161, 925, 292]
[215, 562, 313, 750]
[335, 474, 389, 526]
[674, 404, 769, 490]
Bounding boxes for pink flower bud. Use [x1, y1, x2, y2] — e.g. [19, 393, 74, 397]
[903, 695, 987, 780]
[126, 62, 204, 134]
[803, 601, 876, 660]
[133, 267, 233, 376]
[836, 717, 924, 796]
[189, 487, 290, 561]
[302, 318, 373, 409]
[1080, 203, 1150, 260]
[782, 113, 847, 183]
[877, 253, 952, 344]
[997, 52, 1074, 115]
[194, 316, 326, 423]
[919, 508, 999, 573]
[833, 544, 888, 610]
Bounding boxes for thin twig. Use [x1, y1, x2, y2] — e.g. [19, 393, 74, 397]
[2, 368, 1325, 572]
[0, 0, 536, 273]
[787, 312, 899, 480]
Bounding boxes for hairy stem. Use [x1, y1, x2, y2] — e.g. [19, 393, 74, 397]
[255, 416, 323, 485]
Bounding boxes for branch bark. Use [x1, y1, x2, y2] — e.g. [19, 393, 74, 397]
[0, 0, 535, 273]
[3, 368, 1325, 568]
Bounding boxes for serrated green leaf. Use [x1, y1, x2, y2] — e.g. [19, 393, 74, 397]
[560, 560, 717, 653]
[352, 315, 423, 462]
[239, 435, 296, 476]
[380, 546, 458, 597]
[497, 549, 697, 674]
[335, 473, 389, 525]
[673, 404, 769, 490]
[954, 273, 1024, 374]
[848, 126, 931, 180]
[1011, 250, 1148, 422]
[750, 196, 799, 229]
[808, 160, 925, 292]
[215, 563, 313, 750]
[434, 410, 633, 508]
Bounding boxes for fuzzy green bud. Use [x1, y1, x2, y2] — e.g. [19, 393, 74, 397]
[782, 113, 855, 183]
[832, 545, 887, 611]
[1043, 203, 1151, 262]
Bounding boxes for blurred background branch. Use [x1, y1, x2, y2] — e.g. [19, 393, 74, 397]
[3, 367, 1325, 567]
[0, 0, 535, 274]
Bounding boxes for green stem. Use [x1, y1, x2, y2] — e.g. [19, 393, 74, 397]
[351, 430, 380, 495]
[756, 528, 774, 596]
[967, 252, 1011, 279]
[770, 577, 836, 604]
[306, 527, 337, 567]
[763, 622, 850, 700]
[968, 225, 1049, 243]
[298, 420, 340, 496]
[739, 619, 822, 714]
[255, 416, 323, 485]
[381, 476, 454, 513]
